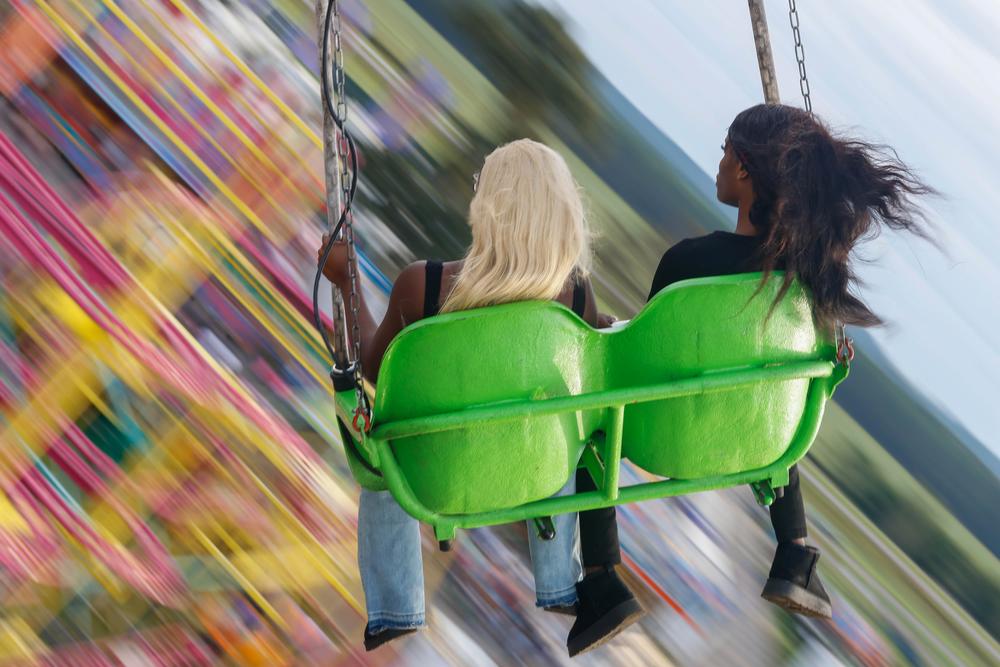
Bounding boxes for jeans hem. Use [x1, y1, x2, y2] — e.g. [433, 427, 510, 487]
[536, 588, 579, 609]
[367, 612, 426, 634]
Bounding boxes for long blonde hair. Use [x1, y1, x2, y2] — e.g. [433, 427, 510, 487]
[440, 139, 592, 313]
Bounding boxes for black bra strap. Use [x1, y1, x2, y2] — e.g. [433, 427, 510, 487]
[424, 260, 444, 318]
[571, 279, 586, 318]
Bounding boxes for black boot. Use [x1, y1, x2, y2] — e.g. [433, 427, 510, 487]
[363, 625, 417, 651]
[566, 566, 644, 657]
[761, 543, 833, 619]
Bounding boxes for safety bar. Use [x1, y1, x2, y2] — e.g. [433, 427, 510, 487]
[370, 359, 834, 441]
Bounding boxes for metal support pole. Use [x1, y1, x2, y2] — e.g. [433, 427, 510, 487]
[747, 0, 781, 104]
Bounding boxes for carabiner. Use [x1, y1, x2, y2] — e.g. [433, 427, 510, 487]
[836, 337, 855, 365]
[352, 406, 372, 433]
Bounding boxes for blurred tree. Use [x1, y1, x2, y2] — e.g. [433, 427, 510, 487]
[430, 0, 603, 140]
[353, 1, 606, 271]
[360, 145, 472, 264]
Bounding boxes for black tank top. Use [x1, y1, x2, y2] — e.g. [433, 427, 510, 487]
[423, 261, 586, 318]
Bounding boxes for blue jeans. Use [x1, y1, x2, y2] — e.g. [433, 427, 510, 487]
[358, 479, 582, 634]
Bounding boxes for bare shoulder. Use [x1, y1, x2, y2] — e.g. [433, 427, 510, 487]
[395, 261, 427, 288]
[388, 261, 428, 326]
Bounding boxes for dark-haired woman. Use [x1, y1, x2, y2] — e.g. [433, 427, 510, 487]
[565, 104, 932, 656]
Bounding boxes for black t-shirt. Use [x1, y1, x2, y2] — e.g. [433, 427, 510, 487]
[647, 231, 767, 301]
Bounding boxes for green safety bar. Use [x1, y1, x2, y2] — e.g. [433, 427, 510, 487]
[336, 358, 844, 543]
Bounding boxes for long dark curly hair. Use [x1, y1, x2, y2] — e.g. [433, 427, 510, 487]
[727, 104, 935, 330]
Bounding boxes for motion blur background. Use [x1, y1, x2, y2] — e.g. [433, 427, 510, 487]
[0, 0, 997, 665]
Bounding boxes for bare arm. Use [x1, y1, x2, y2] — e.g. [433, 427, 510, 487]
[581, 277, 620, 328]
[319, 237, 424, 381]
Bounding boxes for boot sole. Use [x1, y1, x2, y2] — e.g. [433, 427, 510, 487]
[567, 599, 645, 658]
[761, 578, 832, 619]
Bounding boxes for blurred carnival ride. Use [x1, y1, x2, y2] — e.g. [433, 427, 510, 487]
[0, 0, 373, 662]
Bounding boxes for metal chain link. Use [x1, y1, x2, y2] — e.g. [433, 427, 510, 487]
[787, 0, 812, 113]
[331, 0, 348, 124]
[786, 1, 849, 363]
[329, 0, 369, 423]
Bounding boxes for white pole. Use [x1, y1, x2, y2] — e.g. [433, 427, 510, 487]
[747, 0, 781, 104]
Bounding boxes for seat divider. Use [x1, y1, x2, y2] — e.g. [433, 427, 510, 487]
[580, 439, 606, 491]
[603, 405, 624, 501]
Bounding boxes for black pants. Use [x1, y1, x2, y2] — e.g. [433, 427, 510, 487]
[577, 465, 808, 568]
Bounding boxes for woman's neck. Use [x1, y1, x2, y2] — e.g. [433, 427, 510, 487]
[734, 197, 758, 236]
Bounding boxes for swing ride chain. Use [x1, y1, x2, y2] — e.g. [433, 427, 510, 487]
[324, 0, 370, 430]
[331, 0, 348, 126]
[787, 0, 812, 113]
[788, 1, 847, 366]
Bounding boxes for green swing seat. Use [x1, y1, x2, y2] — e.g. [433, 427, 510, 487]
[335, 273, 847, 543]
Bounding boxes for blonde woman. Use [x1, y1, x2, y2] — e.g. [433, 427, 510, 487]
[320, 139, 640, 653]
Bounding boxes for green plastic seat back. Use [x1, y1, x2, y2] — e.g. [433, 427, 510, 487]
[374, 301, 602, 515]
[612, 273, 829, 478]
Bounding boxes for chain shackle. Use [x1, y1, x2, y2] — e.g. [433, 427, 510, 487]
[835, 324, 855, 366]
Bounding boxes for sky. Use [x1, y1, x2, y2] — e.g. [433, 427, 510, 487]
[543, 0, 1000, 456]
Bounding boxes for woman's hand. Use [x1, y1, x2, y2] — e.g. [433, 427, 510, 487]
[596, 312, 618, 328]
[317, 233, 354, 287]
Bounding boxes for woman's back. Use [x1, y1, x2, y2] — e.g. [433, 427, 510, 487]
[422, 259, 590, 319]
[646, 230, 769, 300]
